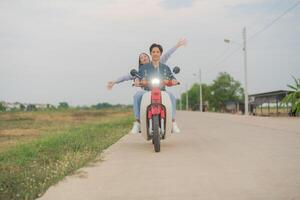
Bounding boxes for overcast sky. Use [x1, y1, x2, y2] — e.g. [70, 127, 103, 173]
[1, 0, 299, 106]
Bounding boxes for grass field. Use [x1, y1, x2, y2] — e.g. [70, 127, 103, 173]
[0, 108, 133, 200]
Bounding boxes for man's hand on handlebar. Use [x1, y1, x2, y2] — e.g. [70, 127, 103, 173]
[134, 79, 141, 87]
[133, 79, 180, 87]
[163, 79, 180, 86]
[171, 79, 179, 85]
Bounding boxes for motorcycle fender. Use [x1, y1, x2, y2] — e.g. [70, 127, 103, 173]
[140, 91, 172, 140]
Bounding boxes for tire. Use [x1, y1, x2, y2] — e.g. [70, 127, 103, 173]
[152, 115, 160, 152]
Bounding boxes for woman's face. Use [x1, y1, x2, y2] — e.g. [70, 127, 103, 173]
[139, 53, 150, 65]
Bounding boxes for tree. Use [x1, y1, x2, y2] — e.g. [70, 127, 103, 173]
[178, 83, 211, 111]
[176, 72, 244, 112]
[58, 102, 69, 109]
[20, 104, 25, 111]
[27, 104, 37, 111]
[209, 72, 244, 111]
[0, 102, 6, 112]
[92, 102, 112, 109]
[281, 76, 300, 115]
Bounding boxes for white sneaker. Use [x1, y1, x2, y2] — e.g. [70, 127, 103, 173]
[172, 122, 180, 133]
[130, 122, 140, 134]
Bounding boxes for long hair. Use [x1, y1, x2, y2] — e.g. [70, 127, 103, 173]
[138, 53, 150, 68]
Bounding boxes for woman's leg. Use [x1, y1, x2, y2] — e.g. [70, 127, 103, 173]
[133, 90, 146, 120]
[131, 90, 146, 134]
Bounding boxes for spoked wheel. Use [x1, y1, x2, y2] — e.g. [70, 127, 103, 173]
[152, 115, 160, 152]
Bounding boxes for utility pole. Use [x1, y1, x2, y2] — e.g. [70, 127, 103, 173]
[243, 27, 249, 115]
[224, 27, 249, 115]
[199, 68, 203, 112]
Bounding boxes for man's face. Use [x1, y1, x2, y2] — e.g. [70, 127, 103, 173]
[150, 47, 161, 62]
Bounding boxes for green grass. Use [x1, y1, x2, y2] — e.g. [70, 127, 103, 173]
[0, 109, 133, 200]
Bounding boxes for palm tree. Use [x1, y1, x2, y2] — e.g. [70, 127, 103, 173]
[282, 76, 300, 115]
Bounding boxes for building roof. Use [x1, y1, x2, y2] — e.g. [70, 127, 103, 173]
[249, 90, 291, 98]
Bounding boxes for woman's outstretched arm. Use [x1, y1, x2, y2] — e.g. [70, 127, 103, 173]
[161, 38, 187, 64]
[107, 74, 133, 90]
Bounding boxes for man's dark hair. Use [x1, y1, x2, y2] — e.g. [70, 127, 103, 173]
[149, 43, 163, 54]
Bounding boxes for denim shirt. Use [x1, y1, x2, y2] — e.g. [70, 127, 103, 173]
[137, 62, 176, 91]
[114, 46, 177, 84]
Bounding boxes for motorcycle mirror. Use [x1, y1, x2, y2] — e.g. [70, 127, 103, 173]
[130, 69, 138, 77]
[173, 66, 180, 74]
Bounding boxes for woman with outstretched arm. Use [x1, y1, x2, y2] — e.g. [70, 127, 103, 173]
[106, 38, 187, 90]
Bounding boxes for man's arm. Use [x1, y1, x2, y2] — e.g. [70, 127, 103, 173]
[137, 65, 145, 80]
[165, 65, 179, 85]
[165, 65, 176, 80]
[133, 65, 145, 86]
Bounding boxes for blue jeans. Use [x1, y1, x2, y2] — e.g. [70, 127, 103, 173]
[133, 90, 176, 120]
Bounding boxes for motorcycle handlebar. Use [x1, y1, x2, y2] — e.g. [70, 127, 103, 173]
[132, 80, 180, 87]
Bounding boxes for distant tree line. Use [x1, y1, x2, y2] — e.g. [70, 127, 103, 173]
[0, 101, 131, 112]
[178, 72, 244, 112]
[0, 102, 5, 112]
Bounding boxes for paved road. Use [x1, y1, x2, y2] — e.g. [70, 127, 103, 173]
[39, 111, 300, 200]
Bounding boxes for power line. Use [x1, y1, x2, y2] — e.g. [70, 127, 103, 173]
[206, 0, 300, 73]
[249, 0, 300, 41]
[246, 0, 288, 29]
[205, 0, 284, 71]
[206, 45, 241, 73]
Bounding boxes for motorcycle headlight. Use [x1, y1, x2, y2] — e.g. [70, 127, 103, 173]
[151, 78, 160, 86]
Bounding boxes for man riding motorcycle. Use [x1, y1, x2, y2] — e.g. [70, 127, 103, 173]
[131, 43, 180, 134]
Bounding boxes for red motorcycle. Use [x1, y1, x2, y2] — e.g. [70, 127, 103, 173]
[130, 67, 180, 152]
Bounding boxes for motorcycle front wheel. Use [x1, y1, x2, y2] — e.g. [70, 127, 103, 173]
[152, 115, 160, 152]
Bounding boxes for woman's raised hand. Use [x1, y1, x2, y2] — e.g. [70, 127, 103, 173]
[107, 81, 115, 90]
[176, 37, 187, 48]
